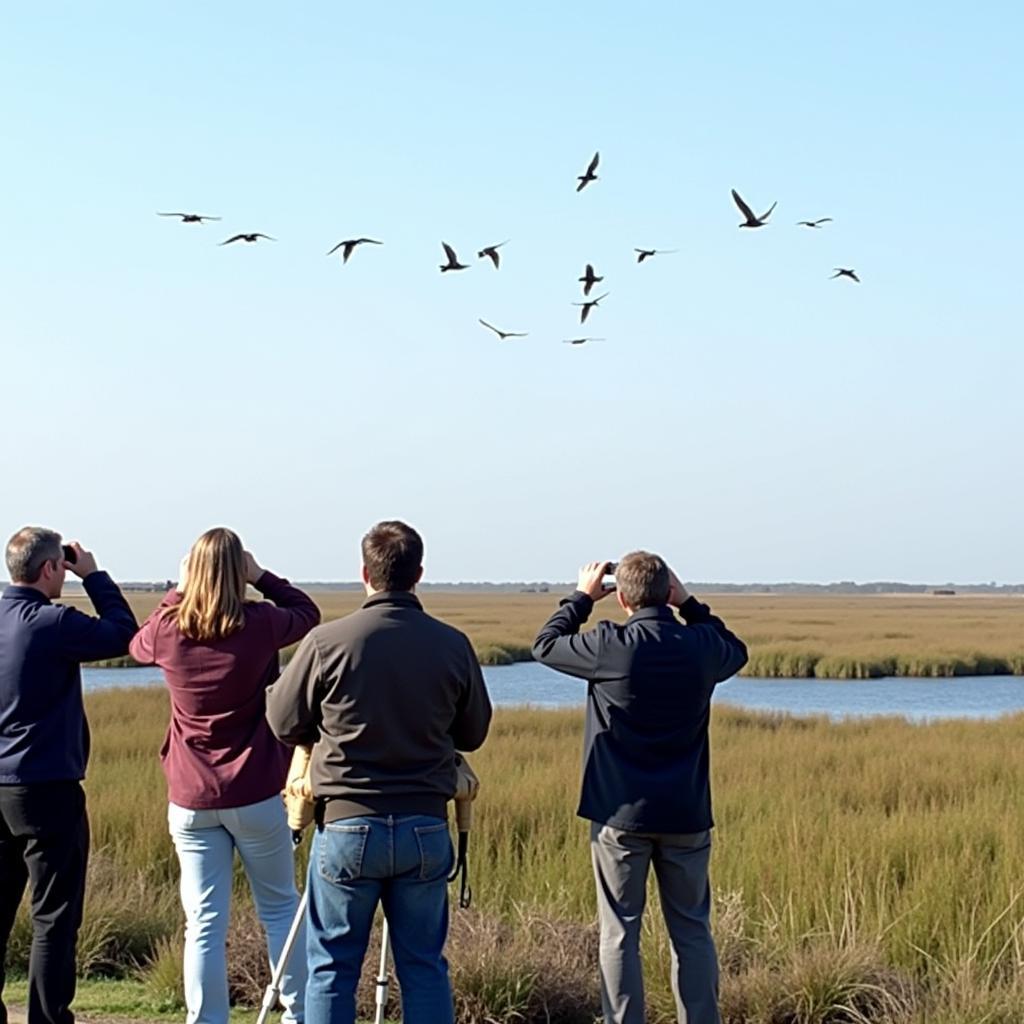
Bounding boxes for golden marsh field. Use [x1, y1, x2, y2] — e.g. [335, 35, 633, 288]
[67, 589, 1024, 678]
[21, 589, 1021, 1020]
[8, 689, 1024, 1022]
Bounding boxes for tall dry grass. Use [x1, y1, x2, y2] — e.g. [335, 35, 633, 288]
[69, 590, 1024, 676]
[7, 690, 1024, 1021]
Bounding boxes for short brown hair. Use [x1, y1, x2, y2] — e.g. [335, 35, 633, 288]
[361, 521, 423, 592]
[6, 527, 63, 584]
[616, 550, 670, 609]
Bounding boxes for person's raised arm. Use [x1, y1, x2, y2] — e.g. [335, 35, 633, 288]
[265, 631, 324, 747]
[58, 543, 138, 662]
[244, 552, 322, 648]
[667, 566, 748, 682]
[531, 562, 613, 680]
[128, 586, 182, 665]
[450, 636, 492, 752]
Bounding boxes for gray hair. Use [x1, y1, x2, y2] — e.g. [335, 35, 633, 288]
[6, 527, 63, 584]
[616, 550, 670, 609]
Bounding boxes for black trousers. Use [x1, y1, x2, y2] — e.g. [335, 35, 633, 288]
[0, 782, 89, 1024]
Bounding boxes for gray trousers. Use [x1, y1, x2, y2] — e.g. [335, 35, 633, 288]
[590, 823, 720, 1024]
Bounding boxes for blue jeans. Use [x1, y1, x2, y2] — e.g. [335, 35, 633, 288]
[168, 796, 306, 1024]
[306, 814, 454, 1024]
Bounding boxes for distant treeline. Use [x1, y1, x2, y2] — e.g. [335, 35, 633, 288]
[59, 579, 1024, 594]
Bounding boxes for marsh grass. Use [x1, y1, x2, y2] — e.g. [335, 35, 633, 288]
[71, 591, 1024, 677]
[7, 691, 1024, 1020]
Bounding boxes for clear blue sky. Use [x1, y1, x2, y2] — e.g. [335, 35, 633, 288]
[2, 3, 1021, 583]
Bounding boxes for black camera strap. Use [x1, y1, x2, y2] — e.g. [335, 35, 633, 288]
[448, 830, 472, 908]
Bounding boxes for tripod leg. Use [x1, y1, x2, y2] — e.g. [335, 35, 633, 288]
[373, 916, 391, 1024]
[256, 889, 308, 1024]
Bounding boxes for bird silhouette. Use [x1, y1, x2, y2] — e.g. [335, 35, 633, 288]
[797, 218, 833, 229]
[572, 292, 609, 324]
[634, 248, 678, 263]
[219, 233, 275, 245]
[477, 241, 508, 269]
[578, 264, 603, 296]
[479, 319, 527, 340]
[440, 242, 469, 272]
[731, 189, 776, 228]
[158, 212, 221, 223]
[563, 337, 604, 346]
[831, 268, 860, 282]
[576, 152, 600, 192]
[326, 238, 382, 263]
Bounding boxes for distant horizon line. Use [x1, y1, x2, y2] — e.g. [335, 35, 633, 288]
[44, 578, 1024, 593]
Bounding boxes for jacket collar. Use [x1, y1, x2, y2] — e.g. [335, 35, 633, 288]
[625, 604, 675, 625]
[2, 585, 52, 606]
[361, 590, 423, 611]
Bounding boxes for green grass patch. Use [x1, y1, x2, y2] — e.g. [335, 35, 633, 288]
[2, 977, 261, 1023]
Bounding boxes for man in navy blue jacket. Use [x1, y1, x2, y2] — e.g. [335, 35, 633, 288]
[533, 552, 747, 1024]
[0, 527, 137, 1024]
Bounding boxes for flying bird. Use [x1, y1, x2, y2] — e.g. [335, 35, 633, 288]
[731, 189, 777, 228]
[576, 151, 600, 192]
[158, 212, 221, 223]
[831, 268, 860, 282]
[578, 263, 603, 296]
[572, 292, 609, 324]
[219, 233, 275, 245]
[634, 248, 678, 263]
[477, 241, 509, 269]
[797, 218, 833, 229]
[479, 319, 527, 340]
[440, 242, 469, 272]
[563, 337, 604, 346]
[326, 238, 382, 263]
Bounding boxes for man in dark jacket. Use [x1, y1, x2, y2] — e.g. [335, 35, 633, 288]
[533, 552, 748, 1024]
[0, 527, 138, 1024]
[266, 521, 492, 1024]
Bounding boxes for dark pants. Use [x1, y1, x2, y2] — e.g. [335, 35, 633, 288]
[0, 782, 89, 1024]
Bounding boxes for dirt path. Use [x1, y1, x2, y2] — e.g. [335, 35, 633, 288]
[7, 1008, 131, 1024]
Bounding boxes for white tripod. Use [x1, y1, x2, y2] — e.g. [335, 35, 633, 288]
[373, 917, 393, 1024]
[256, 889, 308, 1024]
[255, 896, 391, 1024]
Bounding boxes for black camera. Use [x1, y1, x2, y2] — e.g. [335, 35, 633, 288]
[602, 561, 618, 591]
[62, 544, 77, 565]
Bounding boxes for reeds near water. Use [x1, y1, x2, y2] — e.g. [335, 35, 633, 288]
[7, 689, 1024, 1021]
[73, 592, 1024, 676]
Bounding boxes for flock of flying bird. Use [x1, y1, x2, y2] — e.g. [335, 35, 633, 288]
[157, 151, 861, 347]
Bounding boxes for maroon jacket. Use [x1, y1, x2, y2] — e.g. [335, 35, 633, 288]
[129, 572, 320, 809]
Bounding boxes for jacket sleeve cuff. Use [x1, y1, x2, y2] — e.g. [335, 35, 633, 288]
[253, 569, 277, 591]
[678, 595, 708, 622]
[562, 590, 594, 613]
[81, 570, 114, 596]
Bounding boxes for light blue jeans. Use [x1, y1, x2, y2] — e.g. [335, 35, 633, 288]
[306, 814, 454, 1024]
[168, 795, 306, 1024]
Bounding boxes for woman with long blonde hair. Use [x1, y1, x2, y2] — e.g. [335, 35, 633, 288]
[131, 528, 320, 1024]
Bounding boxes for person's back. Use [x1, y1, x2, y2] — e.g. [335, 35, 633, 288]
[560, 598, 741, 835]
[533, 553, 748, 1024]
[130, 535, 321, 811]
[272, 592, 488, 822]
[267, 520, 492, 1024]
[0, 528, 137, 1024]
